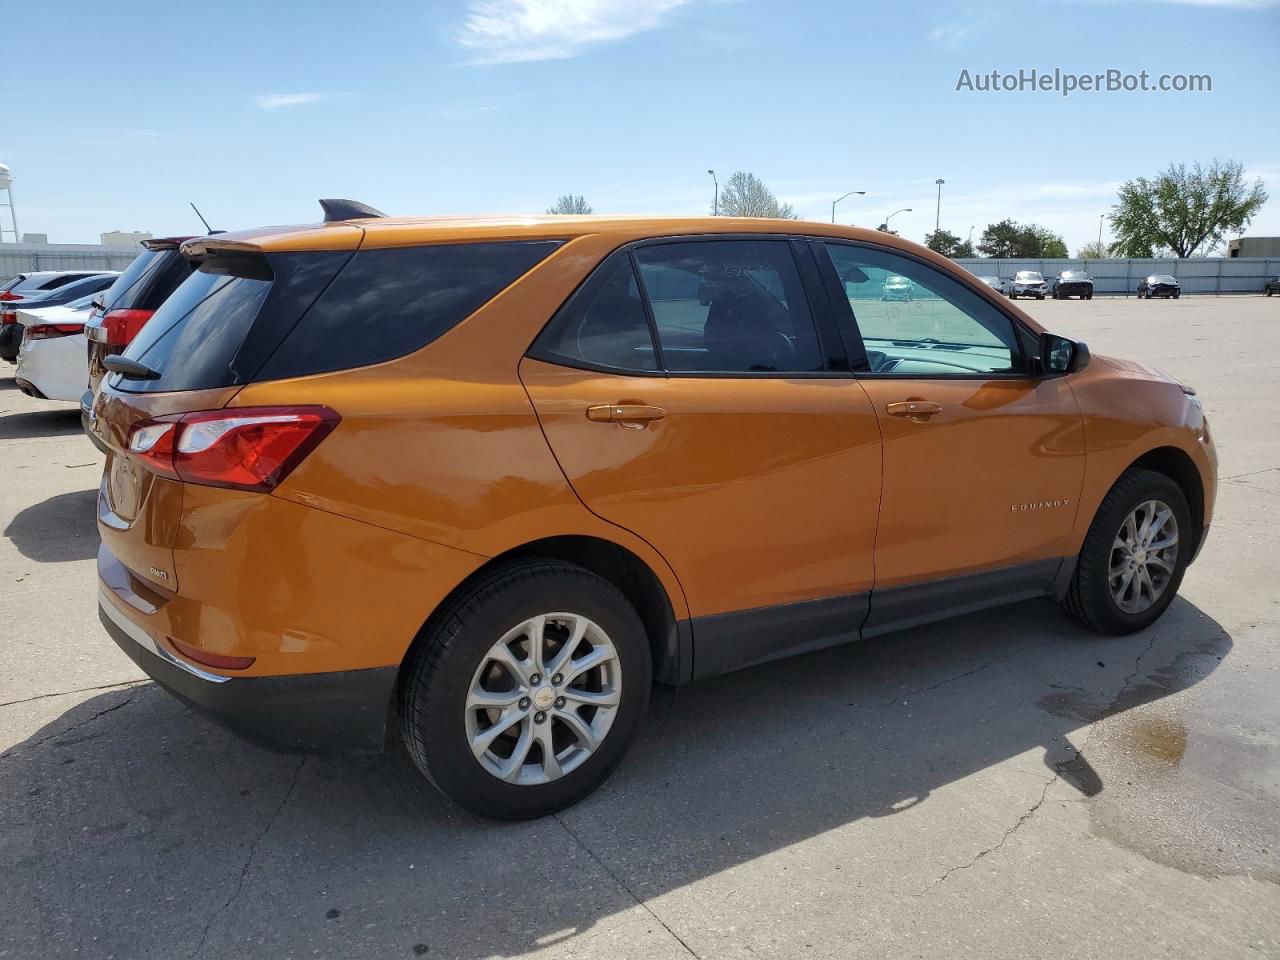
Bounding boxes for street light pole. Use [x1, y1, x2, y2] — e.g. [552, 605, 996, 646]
[831, 190, 866, 224]
[1098, 213, 1104, 246]
[879, 208, 912, 232]
[934, 178, 945, 232]
[708, 169, 719, 216]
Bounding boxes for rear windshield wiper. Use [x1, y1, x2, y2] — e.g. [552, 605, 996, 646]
[103, 355, 161, 380]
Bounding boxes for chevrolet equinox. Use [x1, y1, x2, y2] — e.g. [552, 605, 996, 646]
[91, 201, 1217, 819]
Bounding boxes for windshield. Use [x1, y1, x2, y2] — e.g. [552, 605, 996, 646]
[1060, 271, 1088, 280]
[1015, 271, 1043, 282]
[1150, 275, 1177, 283]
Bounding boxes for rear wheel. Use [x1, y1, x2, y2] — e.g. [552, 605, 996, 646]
[398, 560, 651, 819]
[1062, 469, 1192, 635]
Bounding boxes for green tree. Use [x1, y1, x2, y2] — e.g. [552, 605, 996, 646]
[546, 194, 593, 215]
[715, 171, 797, 218]
[1109, 160, 1267, 258]
[924, 228, 974, 258]
[977, 219, 1066, 258]
[1076, 240, 1108, 260]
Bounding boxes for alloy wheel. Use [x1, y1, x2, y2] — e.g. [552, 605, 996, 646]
[1109, 499, 1179, 614]
[464, 613, 622, 786]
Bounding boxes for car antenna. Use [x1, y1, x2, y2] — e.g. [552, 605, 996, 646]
[190, 202, 224, 235]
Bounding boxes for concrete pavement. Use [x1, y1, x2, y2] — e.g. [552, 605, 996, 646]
[2, 296, 1277, 959]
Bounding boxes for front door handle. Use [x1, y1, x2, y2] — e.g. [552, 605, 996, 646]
[885, 400, 942, 419]
[587, 403, 667, 429]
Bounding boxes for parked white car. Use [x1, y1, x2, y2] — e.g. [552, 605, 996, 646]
[13, 294, 95, 402]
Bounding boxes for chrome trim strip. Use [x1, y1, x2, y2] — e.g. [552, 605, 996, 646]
[98, 586, 231, 684]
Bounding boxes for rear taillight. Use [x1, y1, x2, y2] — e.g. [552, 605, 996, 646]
[127, 406, 340, 493]
[26, 322, 85, 341]
[1, 309, 15, 325]
[0, 291, 20, 302]
[102, 308, 154, 346]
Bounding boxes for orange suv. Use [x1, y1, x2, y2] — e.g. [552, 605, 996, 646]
[91, 203, 1216, 819]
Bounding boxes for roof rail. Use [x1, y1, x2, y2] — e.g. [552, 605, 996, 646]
[319, 198, 387, 222]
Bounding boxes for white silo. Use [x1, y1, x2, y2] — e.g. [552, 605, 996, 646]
[0, 164, 19, 243]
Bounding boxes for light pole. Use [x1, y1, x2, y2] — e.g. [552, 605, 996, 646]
[708, 169, 719, 217]
[968, 225, 975, 245]
[831, 190, 866, 224]
[1098, 213, 1104, 246]
[879, 208, 912, 232]
[934, 178, 945, 232]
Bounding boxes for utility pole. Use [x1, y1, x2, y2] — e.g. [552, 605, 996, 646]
[708, 170, 719, 216]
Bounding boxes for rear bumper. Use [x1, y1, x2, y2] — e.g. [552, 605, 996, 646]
[99, 586, 398, 753]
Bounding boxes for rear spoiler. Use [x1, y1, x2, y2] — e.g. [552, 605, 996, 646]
[319, 198, 387, 222]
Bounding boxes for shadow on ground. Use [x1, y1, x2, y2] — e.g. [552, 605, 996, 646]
[4, 488, 99, 562]
[0, 597, 1230, 959]
[0, 407, 83, 441]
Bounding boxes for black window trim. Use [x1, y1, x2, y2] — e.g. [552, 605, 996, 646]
[813, 238, 1041, 381]
[526, 233, 859, 381]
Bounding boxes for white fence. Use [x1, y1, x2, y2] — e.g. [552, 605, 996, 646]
[953, 257, 1280, 296]
[1, 243, 142, 280]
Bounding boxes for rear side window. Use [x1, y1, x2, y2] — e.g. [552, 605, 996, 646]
[114, 240, 561, 393]
[634, 240, 823, 374]
[255, 241, 562, 381]
[530, 255, 657, 372]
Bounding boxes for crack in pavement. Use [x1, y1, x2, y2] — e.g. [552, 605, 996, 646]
[882, 649, 1021, 708]
[915, 632, 1161, 895]
[553, 812, 701, 959]
[0, 689, 145, 761]
[0, 679, 149, 709]
[190, 756, 307, 959]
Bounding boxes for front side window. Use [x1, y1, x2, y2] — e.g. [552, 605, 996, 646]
[633, 240, 823, 373]
[823, 242, 1021, 376]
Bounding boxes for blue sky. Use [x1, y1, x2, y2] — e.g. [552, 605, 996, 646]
[4, 0, 1278, 254]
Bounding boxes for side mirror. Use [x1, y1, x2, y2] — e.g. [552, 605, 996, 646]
[1039, 332, 1090, 375]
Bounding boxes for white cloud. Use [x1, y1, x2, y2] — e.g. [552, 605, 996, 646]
[456, 0, 693, 64]
[928, 22, 976, 50]
[253, 93, 333, 110]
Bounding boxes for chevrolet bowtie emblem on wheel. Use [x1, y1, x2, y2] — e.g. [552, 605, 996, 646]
[1010, 499, 1071, 512]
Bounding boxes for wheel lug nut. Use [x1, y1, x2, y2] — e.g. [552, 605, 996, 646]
[534, 711, 546, 724]
[518, 697, 530, 710]
[529, 673, 541, 685]
[551, 674, 563, 685]
[554, 696, 566, 709]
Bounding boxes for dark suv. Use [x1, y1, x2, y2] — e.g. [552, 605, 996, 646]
[81, 238, 195, 432]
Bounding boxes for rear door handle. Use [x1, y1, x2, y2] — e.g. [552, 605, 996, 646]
[885, 400, 942, 418]
[587, 404, 667, 428]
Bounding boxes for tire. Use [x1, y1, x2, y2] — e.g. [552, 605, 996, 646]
[1061, 468, 1193, 635]
[1037, 294, 1045, 300]
[1086, 293, 1093, 300]
[1173, 291, 1180, 299]
[398, 559, 652, 819]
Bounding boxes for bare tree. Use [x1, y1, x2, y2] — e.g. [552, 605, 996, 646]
[546, 194, 593, 215]
[1076, 240, 1108, 260]
[714, 172, 797, 219]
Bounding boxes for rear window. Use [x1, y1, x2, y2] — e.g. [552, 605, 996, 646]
[101, 248, 195, 312]
[114, 240, 561, 393]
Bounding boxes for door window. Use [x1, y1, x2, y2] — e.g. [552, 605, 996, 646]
[529, 254, 658, 372]
[633, 240, 824, 374]
[822, 243, 1021, 376]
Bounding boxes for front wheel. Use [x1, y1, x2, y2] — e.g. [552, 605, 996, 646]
[398, 560, 651, 819]
[1061, 469, 1192, 635]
